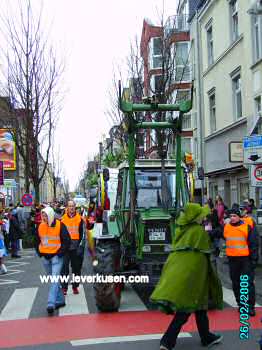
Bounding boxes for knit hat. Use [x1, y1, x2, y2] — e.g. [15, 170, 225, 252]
[230, 208, 241, 217]
[177, 203, 210, 226]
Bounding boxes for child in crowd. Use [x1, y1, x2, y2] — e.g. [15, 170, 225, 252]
[0, 219, 7, 274]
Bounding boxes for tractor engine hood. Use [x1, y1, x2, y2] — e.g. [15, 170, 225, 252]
[139, 208, 173, 222]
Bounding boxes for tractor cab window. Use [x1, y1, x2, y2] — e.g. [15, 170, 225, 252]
[135, 170, 176, 208]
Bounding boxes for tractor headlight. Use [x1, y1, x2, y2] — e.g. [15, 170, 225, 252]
[142, 245, 151, 253]
[164, 244, 173, 252]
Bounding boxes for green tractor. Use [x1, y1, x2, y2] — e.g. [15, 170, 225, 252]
[92, 85, 193, 312]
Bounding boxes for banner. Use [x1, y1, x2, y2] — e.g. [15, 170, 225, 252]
[0, 129, 16, 170]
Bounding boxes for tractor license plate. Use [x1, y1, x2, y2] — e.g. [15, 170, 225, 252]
[149, 230, 166, 241]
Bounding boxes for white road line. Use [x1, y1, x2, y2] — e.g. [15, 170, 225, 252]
[222, 286, 260, 307]
[0, 279, 19, 285]
[59, 284, 89, 316]
[70, 333, 192, 346]
[119, 284, 147, 312]
[0, 287, 38, 321]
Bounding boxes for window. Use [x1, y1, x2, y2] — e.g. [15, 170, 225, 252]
[144, 133, 147, 151]
[172, 89, 191, 120]
[209, 90, 216, 133]
[253, 15, 262, 62]
[255, 95, 262, 115]
[209, 183, 218, 200]
[136, 132, 144, 147]
[151, 129, 157, 146]
[175, 89, 190, 103]
[181, 137, 192, 154]
[230, 0, 239, 42]
[232, 72, 242, 119]
[173, 90, 192, 129]
[150, 74, 163, 94]
[182, 114, 192, 130]
[150, 37, 162, 69]
[207, 25, 214, 65]
[174, 42, 190, 82]
[237, 178, 249, 204]
[135, 170, 177, 208]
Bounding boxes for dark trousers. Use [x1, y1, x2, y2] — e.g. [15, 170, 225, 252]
[161, 310, 212, 348]
[11, 239, 19, 256]
[3, 233, 10, 251]
[228, 256, 256, 308]
[61, 250, 82, 289]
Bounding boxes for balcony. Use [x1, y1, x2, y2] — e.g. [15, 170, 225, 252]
[164, 15, 189, 37]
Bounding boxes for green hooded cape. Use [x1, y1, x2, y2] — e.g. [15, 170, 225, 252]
[150, 221, 223, 314]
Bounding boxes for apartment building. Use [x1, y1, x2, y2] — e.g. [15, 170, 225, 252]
[187, 0, 262, 206]
[138, 17, 202, 197]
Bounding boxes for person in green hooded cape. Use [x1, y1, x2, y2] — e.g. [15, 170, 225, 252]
[150, 203, 223, 350]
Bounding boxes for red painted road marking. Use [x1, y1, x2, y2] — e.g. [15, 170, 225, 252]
[0, 308, 261, 348]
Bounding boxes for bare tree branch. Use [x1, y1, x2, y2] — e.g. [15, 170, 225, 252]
[0, 0, 66, 203]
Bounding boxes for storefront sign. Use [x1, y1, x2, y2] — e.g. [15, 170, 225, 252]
[229, 142, 243, 162]
[4, 179, 16, 188]
[0, 129, 16, 170]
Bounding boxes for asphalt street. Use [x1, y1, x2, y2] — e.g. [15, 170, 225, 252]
[0, 249, 262, 350]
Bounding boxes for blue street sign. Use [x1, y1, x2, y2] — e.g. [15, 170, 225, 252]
[243, 135, 262, 148]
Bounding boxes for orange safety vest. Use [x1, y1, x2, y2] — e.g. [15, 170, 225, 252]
[242, 216, 254, 229]
[224, 223, 249, 257]
[38, 220, 61, 254]
[61, 213, 81, 240]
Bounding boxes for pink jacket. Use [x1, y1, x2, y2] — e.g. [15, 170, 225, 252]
[216, 203, 225, 225]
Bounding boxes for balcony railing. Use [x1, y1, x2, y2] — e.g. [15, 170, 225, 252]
[164, 15, 189, 37]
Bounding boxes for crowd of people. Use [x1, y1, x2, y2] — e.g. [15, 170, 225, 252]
[0, 195, 260, 348]
[151, 196, 259, 349]
[0, 203, 28, 273]
[0, 199, 97, 314]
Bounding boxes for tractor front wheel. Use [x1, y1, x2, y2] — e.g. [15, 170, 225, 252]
[93, 240, 122, 312]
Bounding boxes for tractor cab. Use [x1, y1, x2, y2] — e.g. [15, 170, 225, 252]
[114, 159, 189, 285]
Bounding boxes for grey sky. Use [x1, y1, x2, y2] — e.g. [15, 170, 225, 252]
[2, 0, 179, 190]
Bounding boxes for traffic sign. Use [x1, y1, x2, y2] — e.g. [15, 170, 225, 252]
[251, 164, 262, 187]
[22, 193, 33, 206]
[243, 135, 262, 164]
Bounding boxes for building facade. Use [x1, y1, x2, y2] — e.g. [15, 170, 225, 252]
[187, 0, 262, 206]
[139, 18, 194, 159]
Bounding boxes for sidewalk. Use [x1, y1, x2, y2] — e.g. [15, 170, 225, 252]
[217, 256, 262, 302]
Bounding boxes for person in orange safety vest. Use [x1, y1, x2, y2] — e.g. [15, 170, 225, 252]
[241, 205, 256, 229]
[36, 206, 71, 315]
[60, 200, 85, 295]
[223, 207, 258, 316]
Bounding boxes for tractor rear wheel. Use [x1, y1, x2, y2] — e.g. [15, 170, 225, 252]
[93, 240, 122, 312]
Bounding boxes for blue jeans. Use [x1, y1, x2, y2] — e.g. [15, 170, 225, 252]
[42, 255, 65, 308]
